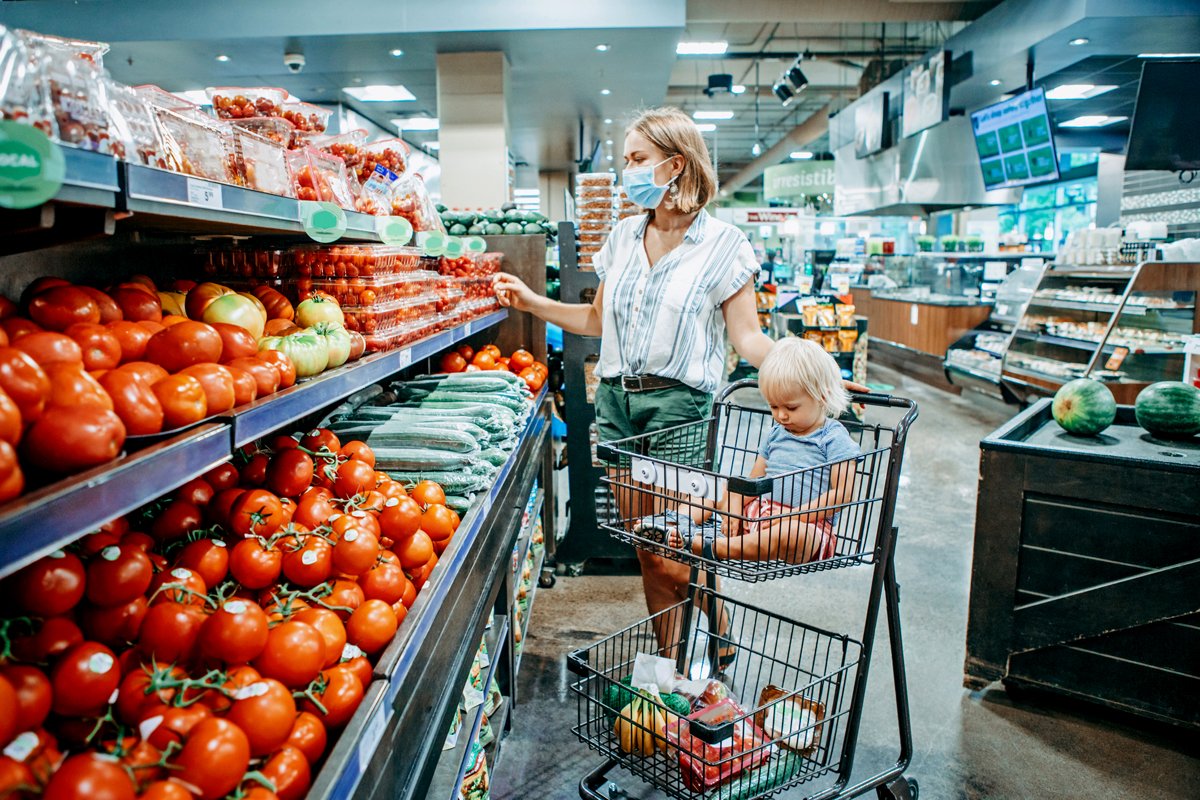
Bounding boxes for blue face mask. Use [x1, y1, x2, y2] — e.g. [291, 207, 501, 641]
[623, 158, 676, 209]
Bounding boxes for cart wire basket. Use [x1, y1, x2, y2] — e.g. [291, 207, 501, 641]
[568, 585, 861, 800]
[596, 389, 919, 583]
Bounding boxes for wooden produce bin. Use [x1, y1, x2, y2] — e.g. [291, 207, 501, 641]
[482, 234, 549, 360]
[964, 399, 1200, 729]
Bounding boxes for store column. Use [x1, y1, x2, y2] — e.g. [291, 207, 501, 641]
[539, 171, 570, 221]
[436, 51, 511, 208]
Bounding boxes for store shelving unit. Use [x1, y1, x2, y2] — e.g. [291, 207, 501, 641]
[1, 148, 121, 257]
[1001, 260, 1200, 405]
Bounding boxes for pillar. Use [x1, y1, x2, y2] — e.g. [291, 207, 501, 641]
[538, 170, 570, 221]
[436, 51, 510, 209]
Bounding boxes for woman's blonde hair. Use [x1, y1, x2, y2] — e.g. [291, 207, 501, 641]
[758, 337, 850, 418]
[628, 106, 718, 213]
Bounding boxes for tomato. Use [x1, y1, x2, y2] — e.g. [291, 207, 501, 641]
[267, 449, 314, 497]
[481, 344, 501, 359]
[229, 488, 285, 537]
[44, 361, 111, 410]
[359, 561, 408, 606]
[160, 315, 188, 327]
[149, 498, 203, 542]
[260, 332, 327, 379]
[294, 295, 344, 328]
[379, 495, 422, 540]
[292, 490, 335, 529]
[0, 754, 34, 799]
[0, 665, 51, 734]
[114, 661, 181, 723]
[135, 320, 164, 335]
[204, 462, 239, 490]
[101, 321, 149, 365]
[12, 549, 85, 616]
[409, 552, 438, 591]
[410, 479, 446, 507]
[152, 374, 208, 429]
[347, 329, 366, 361]
[182, 283, 231, 320]
[333, 458, 375, 498]
[319, 579, 363, 623]
[63, 322, 121, 371]
[422, 503, 460, 542]
[42, 753, 136, 800]
[345, 600, 397, 655]
[301, 664, 364, 729]
[337, 440, 375, 468]
[115, 360, 169, 386]
[254, 621, 326, 689]
[394, 531, 434, 571]
[281, 535, 332, 587]
[148, 566, 207, 606]
[9, 616, 81, 665]
[256, 348, 296, 388]
[264, 318, 301, 337]
[1, 319, 42, 344]
[109, 286, 162, 323]
[143, 321, 222, 374]
[173, 717, 250, 800]
[137, 601, 205, 664]
[518, 366, 544, 392]
[510, 348, 535, 371]
[239, 452, 270, 487]
[456, 344, 474, 361]
[99, 369, 164, 435]
[172, 540, 225, 591]
[253, 285, 294, 321]
[0, 445, 22, 503]
[293, 608, 347, 669]
[50, 641, 120, 717]
[260, 745, 311, 800]
[286, 711, 327, 764]
[225, 365, 259, 406]
[179, 363, 235, 414]
[209, 321, 258, 363]
[0, 347, 50, 421]
[226, 357, 279, 397]
[439, 351, 467, 373]
[228, 537, 283, 589]
[197, 598, 270, 664]
[79, 595, 148, 647]
[299, 428, 340, 454]
[330, 527, 379, 577]
[138, 782, 195, 800]
[27, 285, 100, 331]
[223, 678, 296, 756]
[0, 676, 16, 747]
[85, 543, 152, 607]
[471, 351, 496, 369]
[14, 331, 84, 367]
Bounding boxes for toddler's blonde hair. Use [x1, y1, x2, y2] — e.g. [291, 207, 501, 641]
[758, 337, 850, 417]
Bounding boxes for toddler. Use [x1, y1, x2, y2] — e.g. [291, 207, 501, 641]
[667, 337, 861, 564]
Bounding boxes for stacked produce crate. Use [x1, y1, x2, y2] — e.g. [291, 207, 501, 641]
[574, 173, 617, 271]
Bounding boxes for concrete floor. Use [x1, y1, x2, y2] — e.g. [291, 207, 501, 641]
[490, 366, 1200, 800]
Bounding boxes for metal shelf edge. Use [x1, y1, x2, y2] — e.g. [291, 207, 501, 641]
[512, 545, 547, 680]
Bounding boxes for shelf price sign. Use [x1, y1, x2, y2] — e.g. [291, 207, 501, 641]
[375, 215, 413, 245]
[0, 121, 66, 209]
[300, 200, 348, 243]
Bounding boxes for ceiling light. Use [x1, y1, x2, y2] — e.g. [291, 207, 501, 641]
[786, 64, 809, 91]
[790, 151, 814, 160]
[731, 85, 746, 94]
[595, 44, 610, 52]
[1069, 37, 1090, 46]
[751, 141, 763, 156]
[391, 116, 439, 131]
[989, 79, 1002, 86]
[606, 155, 614, 161]
[1045, 84, 1118, 100]
[604, 118, 613, 124]
[773, 81, 795, 106]
[677, 41, 728, 56]
[600, 88, 611, 96]
[215, 54, 230, 63]
[1059, 115, 1128, 127]
[172, 90, 210, 105]
[342, 84, 415, 102]
[1138, 52, 1200, 58]
[693, 110, 735, 120]
[605, 138, 613, 145]
[389, 48, 404, 57]
[695, 123, 717, 132]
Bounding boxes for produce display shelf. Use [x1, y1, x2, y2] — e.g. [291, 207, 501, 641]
[307, 680, 391, 800]
[120, 163, 383, 241]
[513, 544, 547, 680]
[0, 423, 231, 579]
[484, 696, 512, 770]
[1027, 297, 1150, 316]
[945, 361, 1002, 386]
[510, 488, 544, 604]
[56, 147, 122, 207]
[225, 309, 508, 447]
[426, 614, 510, 800]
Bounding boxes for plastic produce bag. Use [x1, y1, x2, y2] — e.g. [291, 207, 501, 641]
[387, 171, 445, 233]
[0, 25, 56, 136]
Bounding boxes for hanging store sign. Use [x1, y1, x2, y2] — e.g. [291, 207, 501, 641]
[763, 162, 836, 202]
[0, 121, 66, 209]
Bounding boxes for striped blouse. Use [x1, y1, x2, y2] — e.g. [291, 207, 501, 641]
[592, 209, 759, 393]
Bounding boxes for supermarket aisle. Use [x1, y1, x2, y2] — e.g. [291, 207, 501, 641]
[490, 367, 1200, 800]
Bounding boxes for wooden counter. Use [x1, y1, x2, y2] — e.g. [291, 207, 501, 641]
[854, 291, 992, 356]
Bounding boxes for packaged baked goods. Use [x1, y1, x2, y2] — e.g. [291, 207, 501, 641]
[804, 331, 823, 344]
[837, 304, 857, 327]
[753, 685, 825, 755]
[816, 306, 837, 327]
[839, 328, 859, 351]
[801, 304, 820, 327]
[576, 171, 616, 187]
[207, 86, 286, 119]
[823, 332, 839, 353]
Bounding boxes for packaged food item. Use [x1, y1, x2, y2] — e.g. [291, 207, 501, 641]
[357, 137, 410, 185]
[664, 699, 775, 792]
[823, 332, 839, 353]
[578, 210, 615, 223]
[104, 80, 162, 166]
[838, 329, 859, 351]
[801, 304, 820, 327]
[305, 271, 438, 308]
[283, 244, 422, 278]
[24, 31, 114, 153]
[156, 107, 241, 184]
[280, 101, 329, 134]
[207, 86, 286, 119]
[837, 303, 857, 327]
[0, 27, 56, 136]
[576, 172, 616, 187]
[197, 245, 284, 280]
[443, 706, 463, 752]
[753, 685, 825, 755]
[338, 292, 438, 335]
[578, 232, 607, 245]
[803, 331, 823, 345]
[433, 277, 465, 315]
[455, 276, 496, 301]
[232, 127, 293, 196]
[460, 742, 489, 800]
[307, 129, 368, 177]
[386, 171, 444, 232]
[816, 306, 837, 327]
[134, 84, 194, 114]
[286, 146, 356, 209]
[229, 116, 297, 148]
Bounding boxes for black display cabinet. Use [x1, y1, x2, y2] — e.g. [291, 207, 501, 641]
[964, 399, 1200, 729]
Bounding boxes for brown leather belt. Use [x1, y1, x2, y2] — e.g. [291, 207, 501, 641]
[601, 375, 685, 393]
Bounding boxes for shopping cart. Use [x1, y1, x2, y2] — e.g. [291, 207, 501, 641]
[567, 381, 920, 800]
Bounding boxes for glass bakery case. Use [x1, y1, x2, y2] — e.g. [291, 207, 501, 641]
[1002, 261, 1200, 405]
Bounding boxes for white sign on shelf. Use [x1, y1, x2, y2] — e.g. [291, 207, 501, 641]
[357, 706, 389, 773]
[910, 304, 920, 326]
[397, 348, 412, 369]
[186, 178, 222, 209]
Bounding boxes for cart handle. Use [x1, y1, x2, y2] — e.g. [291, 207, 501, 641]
[717, 379, 914, 411]
[566, 649, 590, 677]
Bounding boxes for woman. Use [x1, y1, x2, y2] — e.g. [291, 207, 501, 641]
[494, 107, 771, 661]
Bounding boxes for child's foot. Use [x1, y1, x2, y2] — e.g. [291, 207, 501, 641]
[632, 511, 678, 543]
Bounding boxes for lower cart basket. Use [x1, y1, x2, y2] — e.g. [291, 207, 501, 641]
[568, 585, 861, 800]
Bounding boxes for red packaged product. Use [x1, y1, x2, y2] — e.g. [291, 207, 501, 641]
[155, 107, 242, 185]
[305, 271, 438, 308]
[357, 137, 409, 184]
[340, 292, 438, 335]
[281, 101, 330, 134]
[207, 86, 286, 119]
[233, 127, 293, 197]
[386, 171, 443, 233]
[663, 699, 775, 793]
[283, 244, 422, 279]
[286, 146, 356, 209]
[230, 116, 297, 148]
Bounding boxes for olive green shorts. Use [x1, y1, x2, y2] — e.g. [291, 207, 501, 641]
[594, 381, 714, 466]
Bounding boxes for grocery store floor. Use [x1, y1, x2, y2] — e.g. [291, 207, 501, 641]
[490, 366, 1200, 800]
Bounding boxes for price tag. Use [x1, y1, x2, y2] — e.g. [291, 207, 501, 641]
[186, 178, 222, 209]
[1104, 346, 1130, 371]
[356, 707, 388, 773]
[397, 348, 412, 368]
[463, 320, 474, 336]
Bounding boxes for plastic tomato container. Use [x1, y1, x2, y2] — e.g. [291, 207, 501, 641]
[283, 244, 423, 279]
[306, 271, 438, 308]
[230, 116, 297, 148]
[37, 40, 115, 154]
[156, 108, 242, 185]
[198, 246, 285, 280]
[454, 276, 496, 301]
[306, 129, 368, 173]
[107, 81, 165, 167]
[433, 277, 465, 314]
[207, 86, 287, 119]
[134, 84, 196, 112]
[340, 291, 438, 335]
[357, 138, 410, 184]
[281, 102, 330, 134]
[286, 147, 356, 209]
[233, 127, 293, 197]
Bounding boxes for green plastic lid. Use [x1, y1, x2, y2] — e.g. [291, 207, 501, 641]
[464, 236, 487, 253]
[417, 230, 447, 257]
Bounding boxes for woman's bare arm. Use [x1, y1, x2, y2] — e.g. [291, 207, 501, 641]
[494, 273, 604, 337]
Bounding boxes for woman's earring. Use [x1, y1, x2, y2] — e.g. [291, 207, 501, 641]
[669, 183, 679, 198]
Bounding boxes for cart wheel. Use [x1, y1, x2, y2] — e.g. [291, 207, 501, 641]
[539, 570, 556, 588]
[875, 776, 918, 800]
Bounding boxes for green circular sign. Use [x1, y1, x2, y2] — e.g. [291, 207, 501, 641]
[0, 121, 66, 210]
[375, 215, 413, 245]
[418, 230, 447, 257]
[464, 236, 487, 254]
[300, 200, 347, 243]
[443, 236, 465, 258]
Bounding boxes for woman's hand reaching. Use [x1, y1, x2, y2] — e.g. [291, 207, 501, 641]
[493, 273, 539, 312]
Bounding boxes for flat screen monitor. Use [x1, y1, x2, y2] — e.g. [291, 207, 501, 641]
[1125, 60, 1200, 171]
[902, 51, 950, 138]
[970, 88, 1060, 190]
[854, 91, 889, 159]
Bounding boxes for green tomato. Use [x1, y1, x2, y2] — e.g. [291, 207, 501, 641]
[202, 293, 265, 339]
[295, 295, 345, 328]
[261, 331, 328, 378]
[311, 322, 352, 369]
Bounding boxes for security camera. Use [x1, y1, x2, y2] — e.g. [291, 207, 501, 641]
[284, 53, 306, 73]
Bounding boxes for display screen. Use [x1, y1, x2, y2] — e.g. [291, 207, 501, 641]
[1125, 61, 1200, 171]
[854, 91, 889, 159]
[902, 51, 950, 138]
[970, 88, 1060, 190]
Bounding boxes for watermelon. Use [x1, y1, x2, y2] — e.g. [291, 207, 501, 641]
[448, 223, 468, 235]
[1051, 379, 1116, 436]
[484, 223, 504, 235]
[1134, 381, 1200, 439]
[502, 221, 524, 235]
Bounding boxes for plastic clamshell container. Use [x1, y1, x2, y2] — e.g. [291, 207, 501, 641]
[283, 244, 423, 278]
[107, 81, 165, 167]
[207, 86, 287, 119]
[454, 276, 497, 301]
[134, 84, 196, 112]
[281, 101, 330, 133]
[286, 146, 356, 209]
[21, 30, 109, 66]
[229, 116, 297, 148]
[155, 107, 242, 185]
[233, 127, 293, 197]
[198, 246, 285, 280]
[433, 277, 466, 314]
[341, 291, 439, 335]
[305, 129, 368, 169]
[306, 270, 439, 308]
[575, 172, 616, 187]
[357, 137, 410, 183]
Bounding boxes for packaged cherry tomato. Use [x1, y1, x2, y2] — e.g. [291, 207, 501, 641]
[340, 291, 438, 337]
[232, 126, 293, 197]
[229, 116, 298, 149]
[286, 146, 356, 209]
[387, 171, 445, 233]
[0, 26, 56, 136]
[197, 245, 284, 280]
[21, 30, 115, 153]
[357, 137, 409, 184]
[282, 244, 423, 279]
[307, 129, 368, 173]
[156, 107, 243, 185]
[306, 270, 438, 308]
[207, 86, 287, 119]
[106, 80, 165, 167]
[281, 101, 330, 134]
